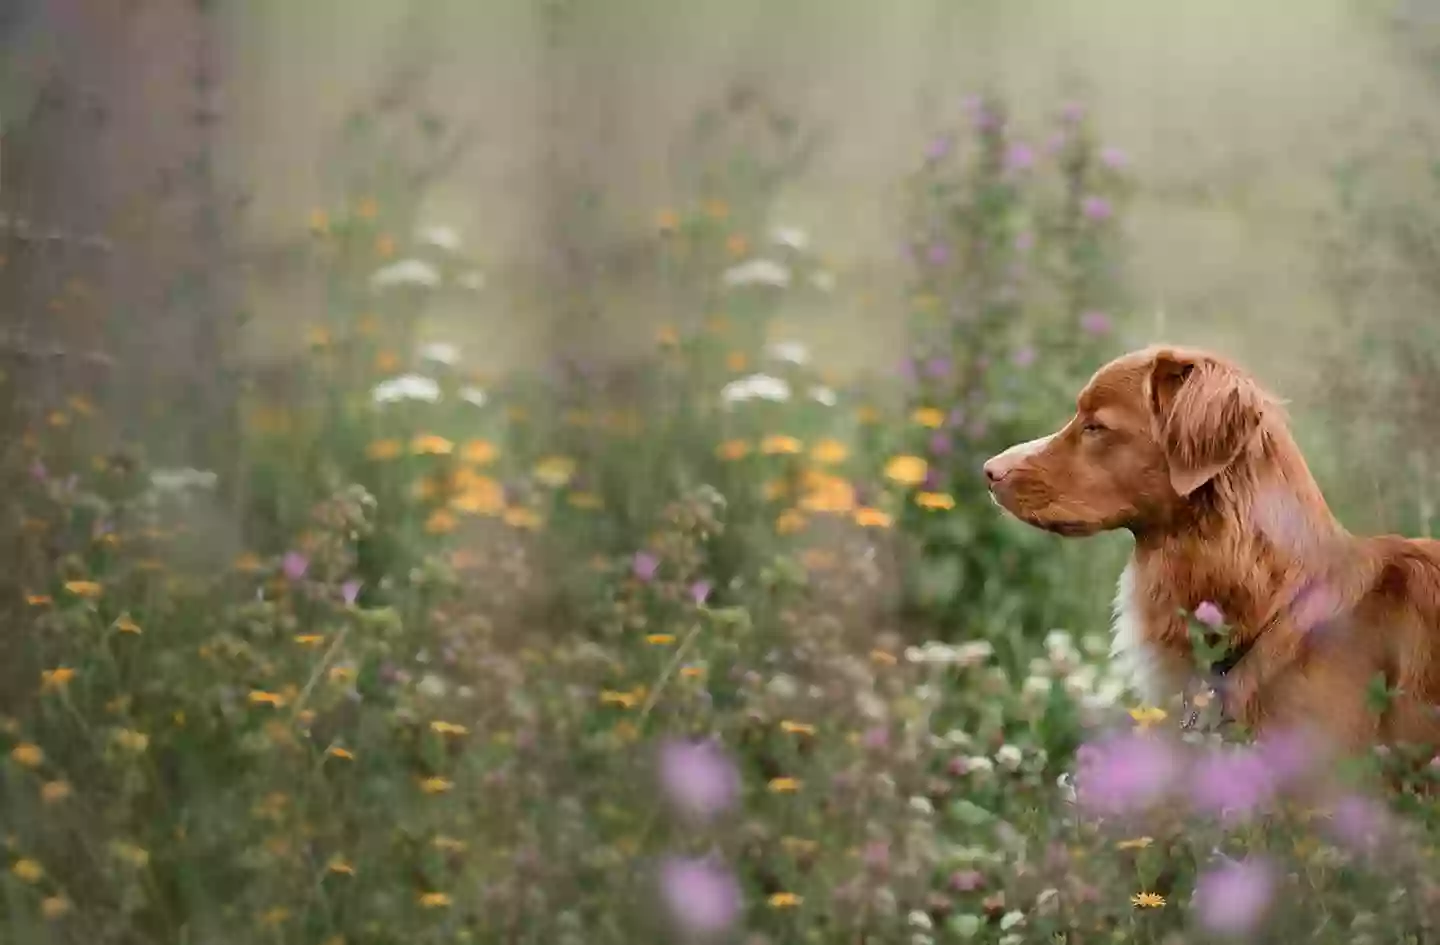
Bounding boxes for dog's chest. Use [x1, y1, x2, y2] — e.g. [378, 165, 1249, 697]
[1109, 560, 1187, 704]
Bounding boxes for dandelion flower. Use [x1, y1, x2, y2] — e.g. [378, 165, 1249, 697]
[430, 721, 469, 736]
[810, 438, 848, 464]
[1116, 836, 1154, 850]
[63, 580, 102, 599]
[1127, 706, 1168, 729]
[780, 721, 816, 736]
[854, 507, 893, 528]
[768, 892, 803, 908]
[646, 633, 677, 645]
[760, 435, 802, 455]
[912, 406, 945, 428]
[248, 690, 286, 708]
[40, 896, 71, 919]
[418, 891, 452, 908]
[114, 614, 142, 634]
[11, 858, 44, 883]
[1131, 892, 1166, 909]
[461, 439, 497, 464]
[916, 491, 955, 510]
[420, 777, 454, 794]
[40, 780, 71, 804]
[40, 667, 75, 691]
[716, 439, 750, 461]
[533, 455, 576, 488]
[326, 745, 355, 761]
[767, 776, 801, 793]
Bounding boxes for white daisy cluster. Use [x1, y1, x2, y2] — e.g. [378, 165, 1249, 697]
[1020, 629, 1130, 710]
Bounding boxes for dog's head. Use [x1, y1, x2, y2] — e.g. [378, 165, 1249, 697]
[984, 346, 1270, 536]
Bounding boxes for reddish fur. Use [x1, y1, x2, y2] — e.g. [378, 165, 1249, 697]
[984, 344, 1440, 754]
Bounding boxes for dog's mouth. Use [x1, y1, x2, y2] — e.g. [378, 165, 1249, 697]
[988, 492, 1100, 537]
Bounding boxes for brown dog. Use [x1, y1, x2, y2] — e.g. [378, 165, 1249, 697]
[984, 344, 1440, 753]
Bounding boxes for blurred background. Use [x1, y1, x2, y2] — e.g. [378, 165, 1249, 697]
[4, 1, 1440, 942]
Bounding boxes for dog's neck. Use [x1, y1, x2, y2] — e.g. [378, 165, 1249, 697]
[1130, 423, 1345, 646]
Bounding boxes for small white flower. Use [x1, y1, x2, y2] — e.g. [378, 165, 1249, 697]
[416, 674, 447, 698]
[1043, 630, 1074, 653]
[370, 259, 441, 289]
[942, 728, 973, 747]
[808, 385, 837, 406]
[907, 909, 934, 930]
[770, 225, 810, 251]
[855, 690, 888, 720]
[908, 795, 934, 815]
[456, 269, 486, 291]
[720, 373, 791, 404]
[766, 340, 811, 365]
[964, 755, 995, 774]
[459, 386, 488, 407]
[149, 468, 218, 492]
[418, 341, 460, 366]
[810, 269, 836, 292]
[416, 224, 462, 252]
[999, 911, 1026, 932]
[995, 744, 1024, 771]
[372, 374, 440, 404]
[954, 641, 994, 667]
[766, 674, 799, 699]
[722, 258, 791, 288]
[1022, 675, 1052, 698]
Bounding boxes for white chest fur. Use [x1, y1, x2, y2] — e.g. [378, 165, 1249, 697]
[1108, 560, 1179, 705]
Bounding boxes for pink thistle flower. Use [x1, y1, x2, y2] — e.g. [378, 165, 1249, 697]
[1074, 731, 1181, 817]
[1193, 601, 1225, 628]
[1080, 195, 1112, 221]
[1079, 311, 1112, 335]
[656, 738, 740, 821]
[341, 579, 362, 605]
[1189, 746, 1277, 820]
[658, 856, 742, 936]
[282, 551, 309, 581]
[689, 580, 711, 606]
[632, 551, 660, 582]
[1193, 857, 1276, 937]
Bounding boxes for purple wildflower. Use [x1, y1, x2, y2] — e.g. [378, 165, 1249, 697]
[1189, 746, 1276, 819]
[340, 579, 362, 606]
[1011, 346, 1037, 368]
[656, 738, 740, 821]
[949, 869, 985, 892]
[1193, 601, 1225, 628]
[282, 551, 309, 581]
[1079, 311, 1112, 335]
[30, 460, 46, 482]
[862, 840, 890, 871]
[1081, 195, 1113, 221]
[1074, 731, 1180, 816]
[689, 580, 711, 606]
[862, 726, 889, 750]
[632, 551, 659, 582]
[1100, 146, 1129, 169]
[1326, 794, 1391, 852]
[927, 243, 950, 266]
[1060, 101, 1086, 124]
[926, 136, 953, 161]
[924, 356, 951, 379]
[658, 856, 742, 936]
[929, 432, 952, 456]
[1193, 857, 1276, 937]
[1005, 142, 1035, 171]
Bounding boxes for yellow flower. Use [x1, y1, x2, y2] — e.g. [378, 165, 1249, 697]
[853, 507, 893, 528]
[533, 456, 576, 488]
[357, 197, 379, 220]
[10, 743, 43, 768]
[62, 580, 102, 599]
[294, 633, 324, 647]
[326, 745, 355, 761]
[307, 326, 331, 347]
[869, 648, 898, 665]
[568, 491, 603, 510]
[233, 552, 263, 573]
[430, 721, 469, 736]
[40, 667, 76, 691]
[1131, 892, 1166, 909]
[433, 835, 467, 852]
[645, 633, 677, 646]
[655, 208, 680, 232]
[114, 614, 142, 634]
[25, 594, 52, 606]
[329, 665, 357, 684]
[799, 474, 856, 514]
[775, 509, 807, 535]
[502, 507, 542, 530]
[412, 434, 454, 456]
[884, 455, 928, 487]
[308, 208, 330, 233]
[915, 491, 956, 511]
[375, 350, 400, 372]
[856, 405, 881, 424]
[780, 721, 815, 736]
[768, 892, 803, 908]
[418, 891, 452, 908]
[365, 438, 402, 461]
[656, 325, 680, 347]
[420, 777, 454, 794]
[679, 666, 706, 679]
[426, 509, 459, 534]
[11, 858, 44, 883]
[461, 439, 497, 465]
[40, 896, 71, 919]
[725, 233, 749, 257]
[767, 777, 801, 793]
[327, 855, 356, 875]
[1116, 837, 1154, 851]
[249, 690, 287, 708]
[114, 729, 149, 752]
[912, 406, 946, 428]
[111, 842, 149, 867]
[761, 435, 803, 455]
[809, 438, 849, 464]
[40, 780, 71, 804]
[1128, 706, 1168, 730]
[716, 439, 750, 461]
[725, 351, 748, 372]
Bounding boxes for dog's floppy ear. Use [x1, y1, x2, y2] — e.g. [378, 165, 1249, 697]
[1147, 349, 1266, 497]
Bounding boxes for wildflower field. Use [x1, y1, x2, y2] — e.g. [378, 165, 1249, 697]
[5, 76, 1440, 945]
